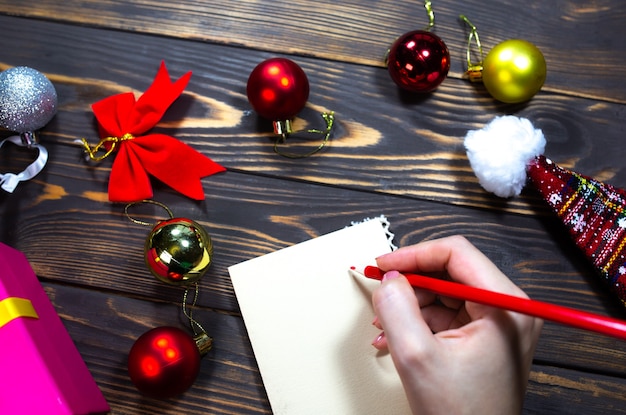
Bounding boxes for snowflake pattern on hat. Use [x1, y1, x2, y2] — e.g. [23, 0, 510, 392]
[528, 155, 626, 306]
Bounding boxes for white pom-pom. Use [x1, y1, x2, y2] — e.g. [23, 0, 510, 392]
[464, 116, 545, 198]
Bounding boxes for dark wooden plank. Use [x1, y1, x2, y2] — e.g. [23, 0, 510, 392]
[44, 282, 272, 415]
[47, 281, 626, 414]
[0, 1, 624, 102]
[3, 135, 626, 377]
[525, 365, 626, 414]
[0, 15, 624, 217]
[0, 15, 624, 378]
[0, 4, 623, 413]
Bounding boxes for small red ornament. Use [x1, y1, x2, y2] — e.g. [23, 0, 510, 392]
[127, 326, 201, 399]
[387, 30, 450, 93]
[246, 57, 310, 121]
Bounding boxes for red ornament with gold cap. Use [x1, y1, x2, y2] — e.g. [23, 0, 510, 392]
[246, 57, 309, 132]
[246, 57, 335, 158]
[128, 326, 213, 399]
[386, 0, 450, 93]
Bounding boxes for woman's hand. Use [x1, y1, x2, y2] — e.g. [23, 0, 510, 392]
[371, 236, 543, 415]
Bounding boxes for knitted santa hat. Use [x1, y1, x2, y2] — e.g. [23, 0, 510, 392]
[465, 115, 626, 307]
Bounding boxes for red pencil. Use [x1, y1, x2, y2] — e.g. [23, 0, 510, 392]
[352, 266, 626, 341]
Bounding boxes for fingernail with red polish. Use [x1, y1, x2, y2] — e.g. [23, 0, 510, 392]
[372, 331, 386, 349]
[382, 270, 401, 282]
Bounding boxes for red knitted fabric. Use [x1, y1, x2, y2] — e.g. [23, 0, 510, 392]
[528, 155, 626, 306]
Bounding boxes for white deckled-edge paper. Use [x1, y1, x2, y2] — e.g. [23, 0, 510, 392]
[228, 218, 411, 415]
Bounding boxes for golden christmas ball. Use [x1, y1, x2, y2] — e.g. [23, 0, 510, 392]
[482, 39, 547, 103]
[144, 218, 213, 285]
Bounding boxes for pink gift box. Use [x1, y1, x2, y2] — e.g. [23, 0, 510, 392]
[0, 243, 110, 414]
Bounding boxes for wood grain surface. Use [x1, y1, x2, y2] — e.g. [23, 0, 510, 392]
[0, 0, 625, 413]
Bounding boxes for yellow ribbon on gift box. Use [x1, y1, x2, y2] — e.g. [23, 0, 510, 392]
[0, 297, 38, 328]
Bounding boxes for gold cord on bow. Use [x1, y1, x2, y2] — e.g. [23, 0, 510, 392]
[80, 133, 135, 161]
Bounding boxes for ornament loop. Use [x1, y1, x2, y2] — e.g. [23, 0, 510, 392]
[183, 284, 213, 355]
[182, 283, 209, 337]
[460, 15, 485, 82]
[124, 199, 174, 227]
[424, 0, 435, 31]
[80, 133, 135, 162]
[273, 111, 335, 159]
[20, 131, 39, 148]
[0, 135, 48, 193]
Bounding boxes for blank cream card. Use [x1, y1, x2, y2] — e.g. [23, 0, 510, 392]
[228, 219, 411, 415]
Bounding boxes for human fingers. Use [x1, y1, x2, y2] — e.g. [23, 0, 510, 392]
[376, 235, 525, 298]
[372, 272, 436, 357]
[371, 285, 441, 351]
[420, 302, 472, 332]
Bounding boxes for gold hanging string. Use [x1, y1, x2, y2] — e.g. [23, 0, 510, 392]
[459, 15, 485, 82]
[274, 111, 335, 159]
[424, 0, 435, 31]
[124, 199, 174, 227]
[182, 283, 208, 336]
[183, 284, 213, 355]
[124, 199, 215, 355]
[274, 111, 334, 158]
[80, 133, 135, 161]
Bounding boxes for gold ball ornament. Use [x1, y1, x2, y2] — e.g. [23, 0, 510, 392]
[144, 217, 213, 286]
[481, 39, 547, 103]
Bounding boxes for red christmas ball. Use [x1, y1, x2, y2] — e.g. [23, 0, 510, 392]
[246, 57, 310, 121]
[387, 30, 450, 93]
[128, 326, 201, 398]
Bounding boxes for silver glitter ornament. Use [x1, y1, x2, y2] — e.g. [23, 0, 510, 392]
[0, 66, 57, 134]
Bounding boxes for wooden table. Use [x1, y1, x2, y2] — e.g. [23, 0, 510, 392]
[1, 1, 625, 413]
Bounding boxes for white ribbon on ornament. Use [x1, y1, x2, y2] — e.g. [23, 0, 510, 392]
[0, 135, 48, 193]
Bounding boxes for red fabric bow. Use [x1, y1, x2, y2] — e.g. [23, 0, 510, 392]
[90, 61, 225, 202]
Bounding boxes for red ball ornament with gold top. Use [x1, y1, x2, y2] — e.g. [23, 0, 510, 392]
[246, 57, 309, 130]
[246, 57, 335, 158]
[128, 326, 213, 399]
[387, 31, 450, 93]
[386, 0, 450, 93]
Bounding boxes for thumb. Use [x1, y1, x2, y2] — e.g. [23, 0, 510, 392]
[372, 271, 435, 357]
